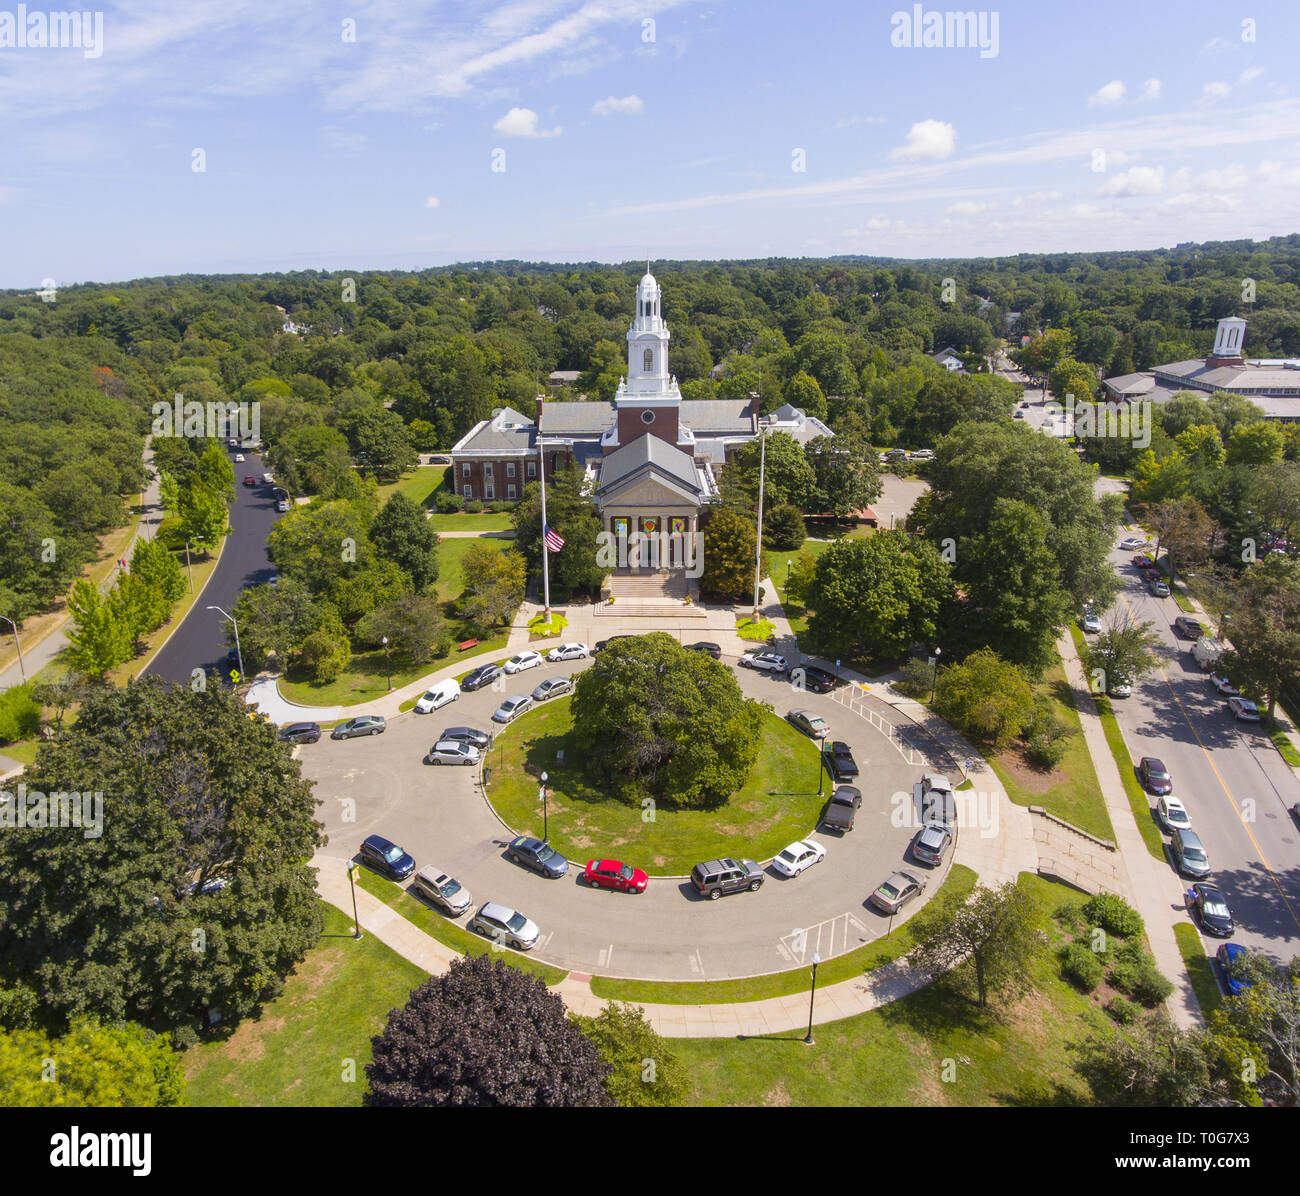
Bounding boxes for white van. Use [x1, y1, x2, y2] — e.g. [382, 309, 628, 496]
[414, 678, 461, 714]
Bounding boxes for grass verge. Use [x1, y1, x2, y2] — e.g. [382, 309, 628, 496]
[1265, 718, 1300, 768]
[590, 865, 978, 1004]
[1174, 923, 1221, 1017]
[355, 868, 568, 986]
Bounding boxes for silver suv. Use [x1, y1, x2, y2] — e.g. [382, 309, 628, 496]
[469, 901, 539, 950]
[691, 858, 763, 900]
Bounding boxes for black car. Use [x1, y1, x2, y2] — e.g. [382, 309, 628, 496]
[592, 635, 634, 654]
[686, 641, 722, 659]
[1189, 883, 1234, 938]
[505, 835, 569, 878]
[359, 834, 415, 881]
[823, 740, 859, 781]
[438, 726, 491, 750]
[1173, 616, 1207, 640]
[278, 722, 321, 744]
[792, 665, 837, 693]
[461, 663, 502, 692]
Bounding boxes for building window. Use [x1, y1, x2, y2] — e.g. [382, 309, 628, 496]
[641, 409, 656, 425]
[506, 462, 516, 477]
[643, 348, 653, 372]
[463, 485, 473, 499]
[462, 463, 470, 478]
[484, 462, 493, 477]
[507, 484, 516, 499]
[527, 461, 536, 477]
[486, 483, 494, 499]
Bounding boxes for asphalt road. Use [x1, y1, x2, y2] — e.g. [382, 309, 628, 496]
[1100, 547, 1300, 963]
[300, 656, 942, 981]
[145, 450, 282, 686]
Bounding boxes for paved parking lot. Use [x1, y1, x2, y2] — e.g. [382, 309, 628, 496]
[300, 652, 944, 981]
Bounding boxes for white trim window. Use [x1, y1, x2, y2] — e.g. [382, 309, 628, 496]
[527, 461, 536, 478]
[506, 462, 516, 477]
[507, 484, 516, 499]
[463, 484, 473, 498]
[462, 463, 471, 478]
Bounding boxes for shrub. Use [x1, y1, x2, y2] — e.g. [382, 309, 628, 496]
[736, 618, 774, 642]
[1023, 695, 1073, 768]
[465, 499, 484, 514]
[433, 490, 465, 514]
[298, 628, 351, 684]
[0, 683, 41, 743]
[153, 517, 189, 553]
[1106, 995, 1140, 1025]
[1083, 893, 1145, 940]
[894, 655, 936, 699]
[763, 503, 806, 551]
[1108, 943, 1173, 1007]
[1060, 941, 1105, 992]
[488, 500, 513, 513]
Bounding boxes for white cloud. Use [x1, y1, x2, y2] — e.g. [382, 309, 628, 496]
[888, 120, 955, 162]
[1088, 80, 1126, 107]
[1012, 190, 1062, 207]
[493, 107, 562, 137]
[1239, 66, 1264, 84]
[946, 201, 987, 215]
[1140, 78, 1161, 101]
[424, 196, 441, 209]
[1195, 164, 1248, 191]
[1257, 159, 1300, 186]
[1201, 81, 1232, 103]
[1097, 166, 1165, 197]
[591, 94, 643, 116]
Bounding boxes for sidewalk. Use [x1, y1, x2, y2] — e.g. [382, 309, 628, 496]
[1056, 628, 1202, 1028]
[314, 852, 941, 1038]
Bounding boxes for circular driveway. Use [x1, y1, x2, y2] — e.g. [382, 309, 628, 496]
[300, 653, 944, 981]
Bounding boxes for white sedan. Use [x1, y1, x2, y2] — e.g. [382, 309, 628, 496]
[546, 642, 588, 662]
[503, 651, 543, 674]
[1209, 673, 1239, 697]
[235, 453, 245, 462]
[1119, 536, 1148, 551]
[1157, 795, 1192, 833]
[771, 839, 826, 878]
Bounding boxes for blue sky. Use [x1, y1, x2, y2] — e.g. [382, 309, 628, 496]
[2, 0, 1299, 287]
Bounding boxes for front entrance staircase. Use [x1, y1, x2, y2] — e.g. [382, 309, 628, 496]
[597, 569, 706, 617]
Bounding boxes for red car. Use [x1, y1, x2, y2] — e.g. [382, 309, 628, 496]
[243, 475, 256, 487]
[1130, 553, 1152, 567]
[581, 859, 648, 893]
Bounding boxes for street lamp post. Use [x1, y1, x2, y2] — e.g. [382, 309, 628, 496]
[930, 646, 942, 702]
[381, 635, 391, 692]
[0, 614, 25, 683]
[346, 862, 363, 940]
[184, 539, 194, 593]
[540, 771, 549, 842]
[207, 605, 244, 682]
[815, 737, 827, 797]
[804, 952, 821, 1044]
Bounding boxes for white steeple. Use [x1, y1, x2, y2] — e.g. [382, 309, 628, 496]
[619, 271, 678, 402]
[1210, 316, 1247, 361]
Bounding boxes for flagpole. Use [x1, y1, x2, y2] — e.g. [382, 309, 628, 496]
[539, 441, 551, 617]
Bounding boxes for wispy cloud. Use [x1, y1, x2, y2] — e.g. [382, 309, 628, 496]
[591, 94, 643, 116]
[1088, 80, 1126, 107]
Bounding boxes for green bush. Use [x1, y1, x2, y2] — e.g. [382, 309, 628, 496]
[298, 628, 351, 685]
[1108, 943, 1173, 1007]
[1106, 995, 1140, 1025]
[465, 499, 484, 514]
[1060, 941, 1105, 992]
[488, 500, 513, 513]
[1083, 893, 1145, 940]
[894, 655, 936, 700]
[153, 516, 189, 553]
[0, 683, 41, 743]
[1023, 695, 1073, 768]
[433, 490, 465, 514]
[763, 503, 806, 551]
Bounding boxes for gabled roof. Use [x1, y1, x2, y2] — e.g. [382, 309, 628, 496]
[679, 399, 755, 435]
[538, 401, 616, 435]
[450, 406, 535, 455]
[597, 433, 703, 502]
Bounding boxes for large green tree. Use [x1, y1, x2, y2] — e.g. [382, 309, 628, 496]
[370, 492, 439, 592]
[573, 1002, 689, 1108]
[0, 679, 325, 1036]
[570, 632, 764, 808]
[511, 468, 606, 602]
[699, 507, 760, 603]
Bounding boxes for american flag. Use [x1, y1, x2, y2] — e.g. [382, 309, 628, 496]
[544, 524, 565, 553]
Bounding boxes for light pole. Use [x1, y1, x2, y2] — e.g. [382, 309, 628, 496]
[804, 952, 821, 1044]
[207, 605, 244, 682]
[184, 539, 194, 593]
[815, 737, 827, 797]
[540, 771, 549, 842]
[752, 424, 769, 621]
[381, 635, 391, 692]
[930, 646, 942, 703]
[0, 614, 25, 682]
[347, 862, 363, 940]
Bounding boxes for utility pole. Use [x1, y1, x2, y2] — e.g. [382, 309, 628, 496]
[538, 442, 551, 618]
[752, 424, 768, 621]
[0, 614, 25, 683]
[184, 539, 194, 593]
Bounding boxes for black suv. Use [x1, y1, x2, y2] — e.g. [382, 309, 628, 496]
[792, 665, 837, 693]
[686, 642, 722, 660]
[691, 858, 763, 900]
[461, 663, 502, 692]
[359, 834, 415, 881]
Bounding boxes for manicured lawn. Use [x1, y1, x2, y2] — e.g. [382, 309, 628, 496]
[771, 539, 835, 644]
[591, 865, 978, 1004]
[183, 902, 426, 1107]
[437, 535, 510, 602]
[1265, 718, 1300, 767]
[485, 697, 826, 875]
[376, 465, 447, 509]
[674, 874, 1111, 1106]
[987, 659, 1115, 843]
[278, 634, 510, 707]
[1174, 923, 1222, 1017]
[429, 511, 513, 533]
[0, 739, 40, 767]
[355, 869, 569, 986]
